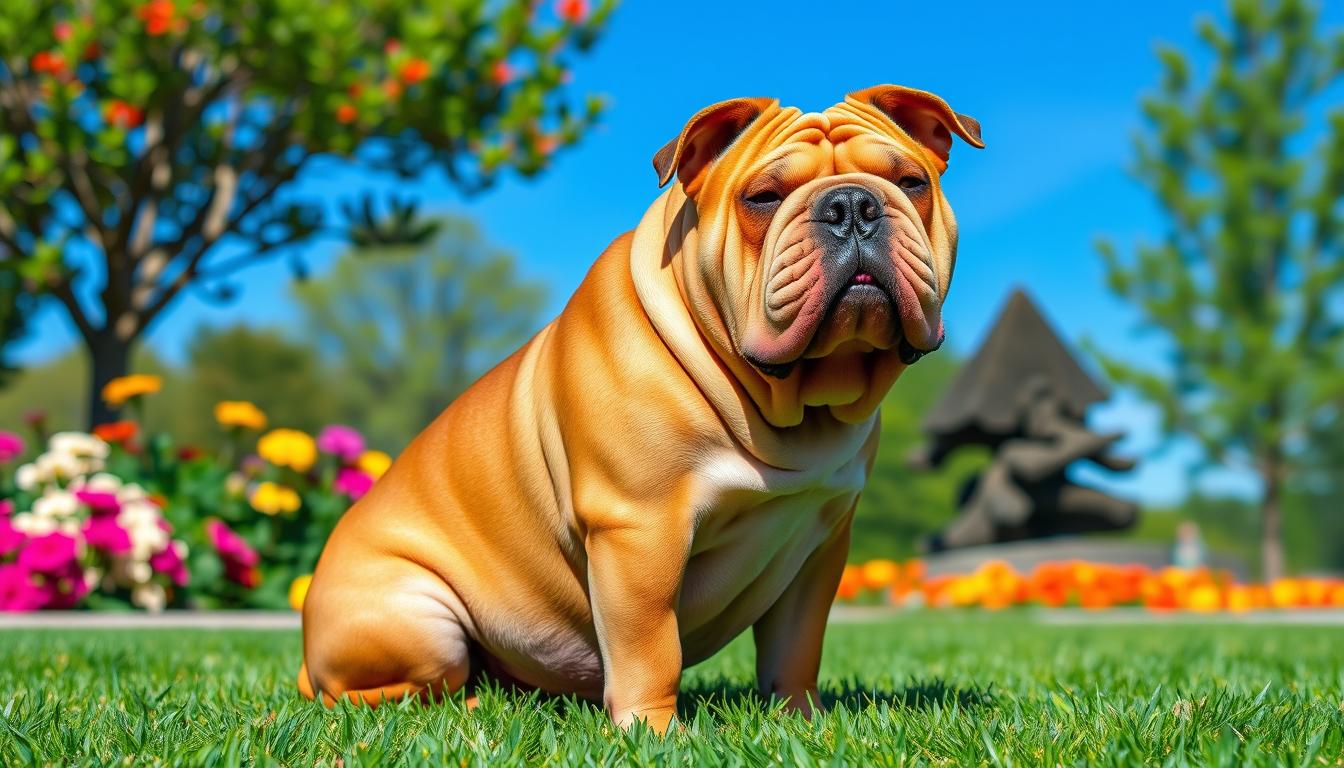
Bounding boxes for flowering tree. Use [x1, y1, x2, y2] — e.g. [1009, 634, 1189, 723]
[0, 0, 613, 426]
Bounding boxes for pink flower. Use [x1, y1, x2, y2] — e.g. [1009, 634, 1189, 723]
[40, 563, 89, 609]
[17, 532, 79, 575]
[334, 467, 374, 500]
[82, 516, 132, 554]
[149, 544, 189, 587]
[0, 499, 13, 516]
[317, 425, 365, 463]
[75, 489, 121, 516]
[0, 431, 23, 462]
[0, 564, 46, 612]
[0, 517, 25, 556]
[206, 519, 259, 588]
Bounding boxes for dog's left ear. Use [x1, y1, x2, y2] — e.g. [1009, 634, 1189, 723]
[653, 97, 777, 195]
[848, 85, 984, 169]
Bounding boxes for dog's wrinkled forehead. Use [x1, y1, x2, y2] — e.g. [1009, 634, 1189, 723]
[653, 86, 984, 195]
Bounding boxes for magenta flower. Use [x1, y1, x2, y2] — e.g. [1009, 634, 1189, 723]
[0, 499, 13, 517]
[334, 467, 374, 500]
[206, 519, 259, 588]
[75, 489, 121, 516]
[0, 564, 46, 612]
[0, 431, 22, 463]
[317, 425, 365, 463]
[0, 517, 24, 556]
[41, 563, 89, 609]
[83, 516, 132, 554]
[17, 532, 79, 575]
[149, 544, 189, 587]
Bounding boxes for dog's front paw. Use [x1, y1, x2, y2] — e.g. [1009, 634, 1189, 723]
[612, 705, 678, 735]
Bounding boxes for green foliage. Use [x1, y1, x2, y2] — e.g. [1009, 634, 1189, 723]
[851, 353, 987, 561]
[1095, 0, 1344, 577]
[294, 216, 547, 449]
[0, 0, 614, 423]
[3, 617, 1343, 764]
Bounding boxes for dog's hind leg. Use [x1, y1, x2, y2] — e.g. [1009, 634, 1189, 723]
[297, 557, 473, 707]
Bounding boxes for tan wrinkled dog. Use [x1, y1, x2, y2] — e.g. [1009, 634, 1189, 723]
[299, 85, 983, 733]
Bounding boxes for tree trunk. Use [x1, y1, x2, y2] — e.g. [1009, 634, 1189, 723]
[87, 331, 133, 429]
[1259, 454, 1285, 582]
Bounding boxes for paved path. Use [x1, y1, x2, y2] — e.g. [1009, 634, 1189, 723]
[4, 607, 1344, 630]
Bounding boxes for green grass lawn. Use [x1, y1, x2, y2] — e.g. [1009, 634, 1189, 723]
[3, 614, 1342, 766]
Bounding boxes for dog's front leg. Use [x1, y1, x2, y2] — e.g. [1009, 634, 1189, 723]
[752, 504, 854, 719]
[586, 521, 689, 734]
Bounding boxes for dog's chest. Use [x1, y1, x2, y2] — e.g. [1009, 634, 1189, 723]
[674, 445, 869, 653]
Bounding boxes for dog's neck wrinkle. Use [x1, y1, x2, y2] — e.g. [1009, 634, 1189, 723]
[633, 189, 874, 471]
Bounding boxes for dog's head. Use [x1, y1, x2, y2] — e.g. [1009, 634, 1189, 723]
[653, 85, 984, 427]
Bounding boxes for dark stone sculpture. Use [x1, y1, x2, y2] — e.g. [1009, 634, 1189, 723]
[917, 289, 1138, 551]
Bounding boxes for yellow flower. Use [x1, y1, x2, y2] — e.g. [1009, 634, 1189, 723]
[101, 374, 162, 407]
[357, 450, 392, 479]
[257, 428, 317, 472]
[214, 400, 267, 431]
[250, 481, 302, 516]
[289, 574, 313, 612]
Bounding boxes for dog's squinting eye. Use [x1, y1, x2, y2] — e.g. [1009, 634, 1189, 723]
[897, 175, 928, 192]
[744, 190, 783, 206]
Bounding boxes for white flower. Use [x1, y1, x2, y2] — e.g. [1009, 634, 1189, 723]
[49, 431, 110, 461]
[11, 512, 57, 536]
[225, 472, 247, 498]
[15, 463, 41, 492]
[127, 560, 153, 584]
[76, 473, 125, 494]
[131, 583, 166, 613]
[33, 489, 80, 520]
[36, 451, 84, 482]
[58, 519, 81, 538]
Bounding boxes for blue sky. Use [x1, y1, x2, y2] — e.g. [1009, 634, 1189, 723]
[18, 1, 1344, 505]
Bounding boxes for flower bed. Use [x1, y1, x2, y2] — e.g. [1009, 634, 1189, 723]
[0, 376, 388, 612]
[838, 559, 1344, 612]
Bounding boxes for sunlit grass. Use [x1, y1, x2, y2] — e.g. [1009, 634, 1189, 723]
[2, 614, 1342, 765]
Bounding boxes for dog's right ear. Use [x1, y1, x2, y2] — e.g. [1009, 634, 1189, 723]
[653, 97, 776, 196]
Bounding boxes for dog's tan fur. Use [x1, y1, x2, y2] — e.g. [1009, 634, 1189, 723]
[298, 85, 983, 733]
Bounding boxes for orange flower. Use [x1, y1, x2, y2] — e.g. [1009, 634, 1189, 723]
[214, 400, 267, 431]
[835, 564, 864, 601]
[30, 50, 67, 76]
[1225, 585, 1255, 613]
[1185, 583, 1222, 612]
[859, 559, 901, 590]
[492, 60, 514, 86]
[93, 421, 138, 444]
[102, 374, 162, 407]
[104, 100, 145, 129]
[137, 0, 177, 36]
[556, 0, 590, 23]
[1269, 578, 1302, 608]
[399, 57, 431, 85]
[335, 103, 358, 124]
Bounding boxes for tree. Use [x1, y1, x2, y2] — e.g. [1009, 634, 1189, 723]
[0, 262, 32, 388]
[173, 325, 342, 445]
[0, 0, 613, 427]
[1096, 0, 1344, 580]
[294, 217, 546, 449]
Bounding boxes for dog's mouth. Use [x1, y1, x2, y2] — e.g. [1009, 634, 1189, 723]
[744, 269, 940, 379]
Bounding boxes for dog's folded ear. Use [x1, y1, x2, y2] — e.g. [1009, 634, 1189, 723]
[848, 85, 984, 170]
[654, 97, 776, 194]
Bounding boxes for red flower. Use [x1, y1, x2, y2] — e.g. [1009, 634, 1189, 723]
[556, 0, 590, 23]
[492, 60, 515, 86]
[335, 103, 358, 124]
[53, 21, 73, 42]
[103, 100, 145, 129]
[398, 58, 431, 85]
[30, 50, 67, 76]
[93, 420, 138, 444]
[383, 38, 402, 54]
[137, 0, 177, 36]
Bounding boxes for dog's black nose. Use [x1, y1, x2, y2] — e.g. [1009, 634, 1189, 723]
[815, 185, 882, 240]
